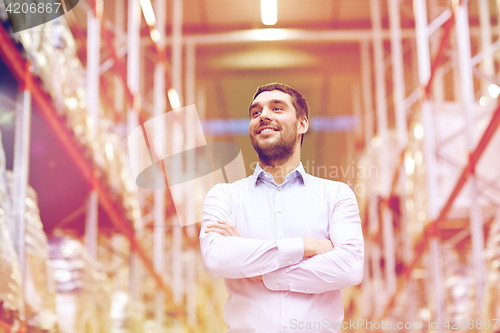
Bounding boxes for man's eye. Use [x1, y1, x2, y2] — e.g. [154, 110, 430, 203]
[273, 107, 283, 111]
[252, 111, 261, 117]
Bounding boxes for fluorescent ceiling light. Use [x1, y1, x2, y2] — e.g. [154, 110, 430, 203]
[211, 47, 314, 69]
[168, 89, 181, 110]
[139, 0, 156, 27]
[248, 28, 289, 41]
[261, 0, 277, 25]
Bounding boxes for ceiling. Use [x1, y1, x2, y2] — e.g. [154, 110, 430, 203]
[80, 0, 499, 179]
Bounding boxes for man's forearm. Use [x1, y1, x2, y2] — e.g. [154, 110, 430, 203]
[207, 224, 332, 259]
[250, 237, 333, 281]
[200, 232, 305, 279]
[204, 221, 332, 260]
[262, 240, 364, 293]
[302, 237, 334, 257]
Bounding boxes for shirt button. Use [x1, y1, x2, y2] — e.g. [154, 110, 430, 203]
[306, 288, 310, 292]
[280, 235, 284, 239]
[278, 210, 282, 213]
[259, 269, 263, 273]
[278, 187, 282, 191]
[275, 284, 280, 289]
[284, 323, 288, 328]
[284, 292, 288, 297]
[288, 260, 292, 264]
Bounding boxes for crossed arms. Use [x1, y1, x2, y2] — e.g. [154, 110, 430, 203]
[199, 182, 364, 294]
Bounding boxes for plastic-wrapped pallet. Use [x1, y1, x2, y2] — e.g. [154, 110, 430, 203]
[48, 236, 112, 333]
[483, 211, 500, 330]
[15, 17, 141, 232]
[110, 291, 145, 333]
[24, 186, 57, 331]
[0, 130, 23, 320]
[442, 245, 474, 321]
[3, 171, 58, 332]
[98, 119, 124, 197]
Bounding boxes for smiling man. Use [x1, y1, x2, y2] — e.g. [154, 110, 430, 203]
[199, 82, 364, 333]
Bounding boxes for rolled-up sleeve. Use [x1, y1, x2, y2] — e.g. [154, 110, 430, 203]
[262, 183, 364, 293]
[200, 184, 304, 279]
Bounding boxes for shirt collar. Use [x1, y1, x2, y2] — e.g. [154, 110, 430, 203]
[252, 162, 308, 186]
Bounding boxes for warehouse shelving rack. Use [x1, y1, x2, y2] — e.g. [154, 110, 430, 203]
[358, 1, 500, 331]
[0, 22, 173, 298]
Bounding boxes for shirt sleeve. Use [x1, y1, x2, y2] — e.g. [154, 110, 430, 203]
[261, 183, 364, 293]
[199, 183, 304, 279]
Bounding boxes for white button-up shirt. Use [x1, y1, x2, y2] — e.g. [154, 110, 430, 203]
[199, 162, 364, 333]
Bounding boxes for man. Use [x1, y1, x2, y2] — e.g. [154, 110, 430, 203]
[199, 82, 364, 332]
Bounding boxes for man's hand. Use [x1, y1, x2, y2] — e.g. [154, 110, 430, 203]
[204, 220, 241, 237]
[302, 237, 334, 258]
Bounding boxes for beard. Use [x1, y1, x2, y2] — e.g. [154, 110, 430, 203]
[250, 120, 298, 165]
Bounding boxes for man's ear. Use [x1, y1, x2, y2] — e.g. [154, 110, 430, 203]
[298, 116, 309, 136]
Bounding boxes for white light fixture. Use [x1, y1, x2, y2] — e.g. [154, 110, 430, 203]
[479, 96, 490, 107]
[139, 0, 156, 27]
[413, 123, 424, 139]
[414, 151, 423, 165]
[168, 89, 181, 110]
[150, 28, 160, 43]
[66, 97, 78, 110]
[36, 53, 46, 66]
[261, 0, 278, 25]
[405, 156, 415, 175]
[249, 28, 288, 41]
[488, 84, 500, 98]
[105, 142, 114, 161]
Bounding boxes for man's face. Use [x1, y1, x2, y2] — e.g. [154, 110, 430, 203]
[249, 90, 302, 164]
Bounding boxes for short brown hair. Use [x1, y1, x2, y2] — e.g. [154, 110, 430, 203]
[250, 82, 309, 145]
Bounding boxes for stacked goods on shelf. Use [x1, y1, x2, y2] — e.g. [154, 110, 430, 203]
[0, 13, 141, 225]
[385, 247, 476, 329]
[484, 212, 500, 325]
[384, 219, 499, 329]
[433, 102, 500, 219]
[0, 134, 58, 331]
[97, 234, 144, 333]
[48, 237, 112, 333]
[441, 246, 474, 321]
[0, 131, 23, 328]
[110, 291, 145, 333]
[0, 10, 137, 332]
[6, 175, 58, 332]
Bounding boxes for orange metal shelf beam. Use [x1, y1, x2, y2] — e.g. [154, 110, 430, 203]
[0, 319, 25, 333]
[0, 319, 11, 331]
[0, 25, 174, 302]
